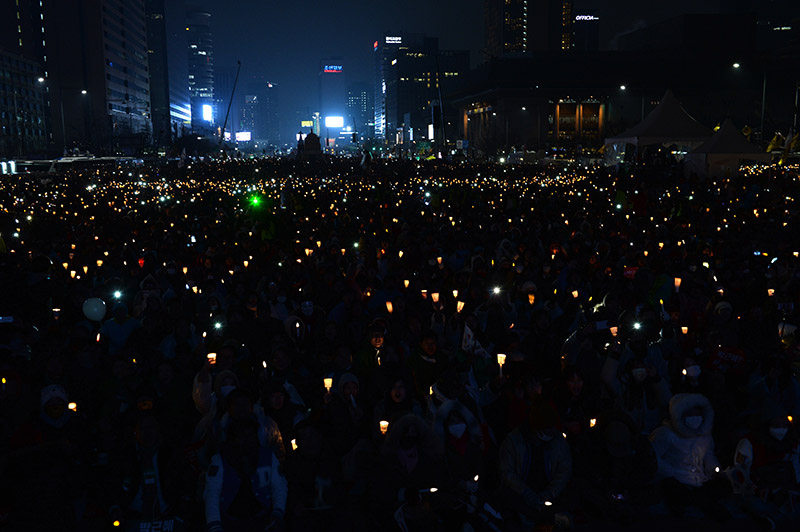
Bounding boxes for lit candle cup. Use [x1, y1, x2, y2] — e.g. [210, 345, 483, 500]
[571, 290, 579, 299]
[497, 353, 506, 376]
[590, 418, 597, 428]
[68, 402, 77, 412]
[380, 420, 389, 434]
[404, 279, 410, 288]
[421, 289, 428, 299]
[674, 277, 681, 292]
[386, 301, 393, 314]
[767, 288, 775, 297]
[96, 259, 103, 268]
[457, 301, 465, 313]
[324, 378, 333, 393]
[452, 290, 458, 299]
[291, 439, 298, 451]
[681, 326, 689, 335]
[609, 326, 618, 337]
[431, 292, 440, 303]
[528, 293, 535, 305]
[207, 352, 217, 365]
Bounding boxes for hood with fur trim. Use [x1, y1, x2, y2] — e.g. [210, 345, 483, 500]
[668, 393, 714, 438]
[433, 400, 484, 449]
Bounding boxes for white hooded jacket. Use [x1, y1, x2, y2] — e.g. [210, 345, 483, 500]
[650, 393, 719, 487]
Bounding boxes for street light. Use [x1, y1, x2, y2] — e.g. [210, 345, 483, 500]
[81, 90, 87, 95]
[37, 77, 45, 83]
[732, 62, 741, 69]
[619, 85, 626, 91]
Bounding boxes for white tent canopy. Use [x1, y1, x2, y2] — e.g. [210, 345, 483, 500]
[605, 90, 713, 147]
[684, 119, 771, 177]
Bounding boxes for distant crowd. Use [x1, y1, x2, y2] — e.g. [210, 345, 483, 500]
[0, 158, 799, 531]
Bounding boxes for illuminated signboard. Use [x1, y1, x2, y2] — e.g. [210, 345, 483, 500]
[385, 36, 402, 44]
[301, 120, 314, 128]
[575, 15, 599, 21]
[323, 65, 343, 73]
[202, 104, 213, 122]
[235, 131, 252, 142]
[224, 131, 231, 141]
[325, 116, 344, 128]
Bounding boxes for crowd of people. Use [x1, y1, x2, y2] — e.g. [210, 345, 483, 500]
[0, 157, 799, 532]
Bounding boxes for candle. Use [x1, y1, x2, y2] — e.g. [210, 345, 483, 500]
[452, 290, 458, 299]
[681, 326, 688, 335]
[421, 290, 427, 299]
[431, 292, 440, 303]
[70, 270, 76, 278]
[291, 439, 298, 451]
[398, 250, 403, 258]
[182, 266, 188, 275]
[386, 301, 393, 314]
[404, 279, 410, 288]
[571, 290, 579, 299]
[68, 402, 77, 412]
[380, 420, 389, 434]
[437, 256, 442, 265]
[767, 288, 775, 297]
[207, 352, 217, 365]
[62, 262, 68, 270]
[674, 277, 681, 292]
[324, 378, 333, 392]
[457, 301, 465, 313]
[96, 333, 101, 343]
[497, 353, 506, 376]
[296, 322, 301, 337]
[590, 418, 597, 428]
[609, 326, 618, 337]
[96, 259, 103, 268]
[528, 293, 535, 305]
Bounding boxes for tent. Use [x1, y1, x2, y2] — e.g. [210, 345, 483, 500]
[683, 119, 772, 177]
[605, 91, 713, 163]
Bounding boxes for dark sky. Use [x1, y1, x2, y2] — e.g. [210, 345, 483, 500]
[189, 0, 789, 141]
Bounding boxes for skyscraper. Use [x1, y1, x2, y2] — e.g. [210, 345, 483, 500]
[319, 59, 347, 126]
[373, 33, 469, 143]
[146, 0, 171, 147]
[0, 0, 48, 157]
[484, 0, 574, 57]
[165, 0, 191, 138]
[186, 7, 215, 132]
[42, 0, 152, 153]
[241, 79, 280, 145]
[347, 81, 373, 138]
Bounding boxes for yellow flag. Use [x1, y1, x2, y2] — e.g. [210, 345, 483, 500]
[766, 133, 784, 152]
[713, 123, 721, 132]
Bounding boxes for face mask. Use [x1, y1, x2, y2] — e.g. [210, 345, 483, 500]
[770, 427, 789, 441]
[685, 416, 703, 430]
[632, 368, 647, 382]
[685, 365, 701, 379]
[277, 296, 287, 304]
[220, 385, 236, 398]
[448, 423, 467, 438]
[537, 429, 553, 442]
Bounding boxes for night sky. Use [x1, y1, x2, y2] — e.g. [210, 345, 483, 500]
[187, 0, 789, 141]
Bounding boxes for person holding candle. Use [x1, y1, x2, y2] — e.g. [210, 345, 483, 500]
[204, 417, 288, 532]
[497, 395, 572, 528]
[650, 393, 729, 521]
[407, 330, 450, 401]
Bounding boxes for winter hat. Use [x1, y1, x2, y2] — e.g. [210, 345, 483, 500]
[40, 384, 68, 408]
[529, 396, 558, 431]
[338, 372, 359, 395]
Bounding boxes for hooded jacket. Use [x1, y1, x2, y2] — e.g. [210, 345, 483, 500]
[650, 393, 719, 487]
[498, 425, 572, 503]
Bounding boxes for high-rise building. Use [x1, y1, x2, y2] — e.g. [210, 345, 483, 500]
[573, 13, 600, 52]
[186, 7, 215, 132]
[41, 0, 152, 154]
[319, 59, 347, 127]
[0, 0, 49, 157]
[240, 80, 280, 145]
[165, 0, 191, 137]
[146, 0, 171, 147]
[347, 81, 373, 138]
[373, 33, 469, 143]
[484, 0, 574, 57]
